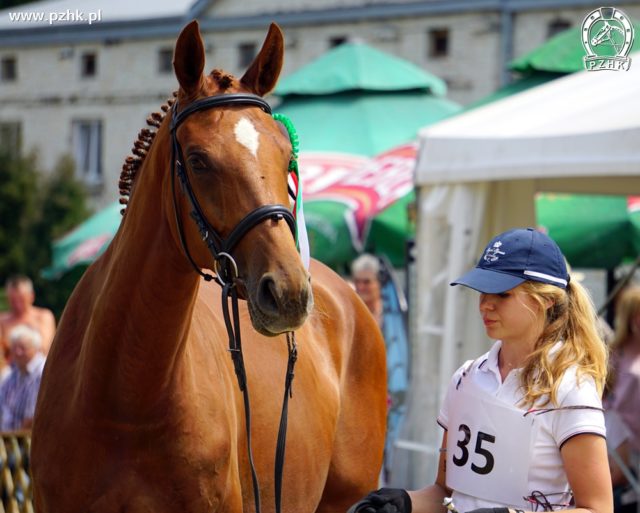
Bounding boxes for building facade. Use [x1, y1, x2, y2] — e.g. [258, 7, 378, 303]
[1, 0, 639, 207]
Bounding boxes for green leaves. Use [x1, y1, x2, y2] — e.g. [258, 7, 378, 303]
[0, 150, 90, 317]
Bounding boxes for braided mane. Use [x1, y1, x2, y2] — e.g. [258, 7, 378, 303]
[118, 92, 176, 214]
[118, 70, 237, 214]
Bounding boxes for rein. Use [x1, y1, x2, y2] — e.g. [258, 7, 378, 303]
[170, 93, 299, 513]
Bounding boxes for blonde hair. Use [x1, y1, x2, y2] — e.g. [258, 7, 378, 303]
[518, 279, 608, 408]
[611, 286, 640, 351]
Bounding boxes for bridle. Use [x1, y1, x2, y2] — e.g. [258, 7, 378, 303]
[170, 93, 300, 513]
[170, 92, 297, 286]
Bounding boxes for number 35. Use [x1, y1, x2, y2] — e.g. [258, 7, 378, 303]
[452, 424, 496, 475]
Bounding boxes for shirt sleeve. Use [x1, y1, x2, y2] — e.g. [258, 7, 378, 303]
[24, 375, 43, 422]
[552, 368, 605, 447]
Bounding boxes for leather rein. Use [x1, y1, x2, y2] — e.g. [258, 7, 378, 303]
[170, 93, 299, 513]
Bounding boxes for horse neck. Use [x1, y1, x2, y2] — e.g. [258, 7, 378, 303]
[82, 122, 202, 419]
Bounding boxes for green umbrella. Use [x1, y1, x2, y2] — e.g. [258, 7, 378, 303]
[299, 152, 369, 267]
[43, 200, 122, 278]
[536, 193, 640, 269]
[365, 188, 415, 266]
[274, 42, 460, 156]
[275, 41, 447, 96]
[300, 143, 417, 270]
[277, 92, 459, 157]
[510, 22, 640, 74]
[628, 197, 640, 258]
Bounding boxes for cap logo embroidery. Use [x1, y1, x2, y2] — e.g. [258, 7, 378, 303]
[483, 241, 506, 262]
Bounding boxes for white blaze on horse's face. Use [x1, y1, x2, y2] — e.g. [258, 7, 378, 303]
[234, 117, 260, 158]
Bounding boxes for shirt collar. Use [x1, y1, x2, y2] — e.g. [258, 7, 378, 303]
[480, 339, 564, 378]
[479, 340, 503, 382]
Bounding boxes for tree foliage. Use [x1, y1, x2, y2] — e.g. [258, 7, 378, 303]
[0, 151, 91, 318]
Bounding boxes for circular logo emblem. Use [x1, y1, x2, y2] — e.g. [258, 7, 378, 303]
[582, 7, 635, 70]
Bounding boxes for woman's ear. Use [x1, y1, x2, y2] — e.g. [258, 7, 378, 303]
[543, 296, 555, 311]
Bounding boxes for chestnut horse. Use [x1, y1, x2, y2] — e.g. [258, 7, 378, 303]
[31, 21, 386, 513]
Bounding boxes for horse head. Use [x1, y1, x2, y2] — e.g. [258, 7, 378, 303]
[169, 21, 312, 336]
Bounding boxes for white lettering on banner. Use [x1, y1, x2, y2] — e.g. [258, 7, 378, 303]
[299, 143, 416, 211]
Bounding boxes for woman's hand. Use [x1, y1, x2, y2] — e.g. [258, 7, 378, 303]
[347, 487, 412, 513]
[465, 508, 512, 513]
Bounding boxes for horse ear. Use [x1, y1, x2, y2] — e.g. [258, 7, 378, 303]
[240, 23, 284, 96]
[174, 20, 206, 96]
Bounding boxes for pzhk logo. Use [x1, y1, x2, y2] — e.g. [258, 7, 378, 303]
[582, 7, 635, 71]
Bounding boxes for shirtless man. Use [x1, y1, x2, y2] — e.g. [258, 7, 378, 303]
[0, 276, 55, 367]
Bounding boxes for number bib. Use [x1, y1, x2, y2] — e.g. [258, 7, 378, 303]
[446, 372, 535, 506]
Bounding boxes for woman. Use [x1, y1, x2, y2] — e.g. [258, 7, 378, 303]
[351, 228, 612, 513]
[609, 286, 640, 452]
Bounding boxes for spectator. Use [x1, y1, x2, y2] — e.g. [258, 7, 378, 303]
[351, 254, 383, 326]
[0, 324, 46, 431]
[0, 276, 56, 363]
[609, 286, 640, 451]
[604, 408, 638, 513]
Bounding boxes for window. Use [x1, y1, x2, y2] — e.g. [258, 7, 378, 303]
[0, 122, 21, 158]
[80, 52, 97, 78]
[428, 28, 449, 58]
[1, 56, 17, 82]
[238, 42, 256, 69]
[72, 120, 103, 188]
[329, 36, 348, 48]
[547, 19, 571, 38]
[158, 47, 173, 74]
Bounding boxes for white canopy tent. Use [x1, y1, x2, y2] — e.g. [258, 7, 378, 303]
[393, 60, 640, 488]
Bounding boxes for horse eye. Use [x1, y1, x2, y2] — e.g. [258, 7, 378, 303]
[187, 155, 208, 173]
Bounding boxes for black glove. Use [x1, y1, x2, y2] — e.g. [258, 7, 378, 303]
[347, 488, 412, 513]
[466, 508, 510, 513]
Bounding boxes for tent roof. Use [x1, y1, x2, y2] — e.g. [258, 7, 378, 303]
[510, 22, 640, 74]
[274, 42, 447, 96]
[415, 53, 640, 185]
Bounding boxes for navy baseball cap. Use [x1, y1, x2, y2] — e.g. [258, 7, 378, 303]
[451, 228, 569, 294]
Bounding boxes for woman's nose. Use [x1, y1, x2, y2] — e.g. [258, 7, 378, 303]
[479, 294, 494, 311]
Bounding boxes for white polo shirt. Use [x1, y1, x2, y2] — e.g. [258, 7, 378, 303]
[437, 340, 606, 513]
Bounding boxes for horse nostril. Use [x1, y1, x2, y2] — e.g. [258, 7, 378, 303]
[257, 275, 280, 315]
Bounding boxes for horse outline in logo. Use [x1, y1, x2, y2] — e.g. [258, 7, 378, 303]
[484, 241, 506, 262]
[582, 7, 635, 71]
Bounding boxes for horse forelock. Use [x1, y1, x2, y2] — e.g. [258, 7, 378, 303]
[210, 68, 237, 91]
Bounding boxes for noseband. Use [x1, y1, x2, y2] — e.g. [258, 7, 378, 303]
[169, 93, 299, 513]
[169, 93, 297, 285]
